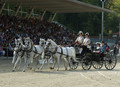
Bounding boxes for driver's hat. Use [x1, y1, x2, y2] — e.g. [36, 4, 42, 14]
[78, 31, 83, 35]
[85, 32, 89, 36]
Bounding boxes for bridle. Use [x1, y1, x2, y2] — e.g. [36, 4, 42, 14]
[24, 39, 33, 52]
[15, 39, 22, 52]
[45, 41, 58, 54]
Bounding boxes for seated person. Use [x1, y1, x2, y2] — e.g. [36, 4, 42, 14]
[99, 41, 106, 59]
[93, 42, 100, 53]
[80, 32, 91, 55]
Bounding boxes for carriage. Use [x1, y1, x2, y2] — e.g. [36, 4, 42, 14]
[69, 46, 117, 70]
[12, 38, 117, 72]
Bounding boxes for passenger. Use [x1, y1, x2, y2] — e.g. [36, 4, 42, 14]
[83, 32, 91, 46]
[99, 41, 106, 60]
[96, 43, 100, 52]
[99, 41, 106, 53]
[81, 32, 91, 55]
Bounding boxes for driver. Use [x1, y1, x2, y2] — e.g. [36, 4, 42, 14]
[75, 31, 84, 46]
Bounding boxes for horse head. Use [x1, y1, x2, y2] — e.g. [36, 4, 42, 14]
[14, 38, 23, 51]
[39, 38, 46, 47]
[44, 39, 58, 52]
[24, 37, 33, 51]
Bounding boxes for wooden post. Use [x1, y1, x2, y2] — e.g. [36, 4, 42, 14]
[14, 4, 21, 16]
[0, 1, 6, 14]
[40, 10, 46, 21]
[25, 8, 34, 19]
[48, 12, 57, 22]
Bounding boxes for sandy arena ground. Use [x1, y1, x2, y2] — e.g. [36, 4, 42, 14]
[0, 57, 120, 87]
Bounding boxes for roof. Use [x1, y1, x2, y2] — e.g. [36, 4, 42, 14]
[6, 0, 114, 13]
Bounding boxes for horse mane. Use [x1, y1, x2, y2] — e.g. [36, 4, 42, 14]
[48, 39, 57, 46]
[40, 38, 45, 43]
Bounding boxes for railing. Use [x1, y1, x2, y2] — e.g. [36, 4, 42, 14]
[0, 47, 13, 59]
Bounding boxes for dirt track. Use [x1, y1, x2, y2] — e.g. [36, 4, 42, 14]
[0, 57, 120, 87]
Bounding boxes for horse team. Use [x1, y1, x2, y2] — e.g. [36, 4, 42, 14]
[12, 37, 78, 72]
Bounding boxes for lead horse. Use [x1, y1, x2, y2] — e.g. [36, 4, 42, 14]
[24, 37, 45, 71]
[12, 38, 26, 72]
[44, 39, 78, 71]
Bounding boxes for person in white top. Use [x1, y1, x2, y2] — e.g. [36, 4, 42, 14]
[81, 32, 91, 55]
[83, 32, 91, 46]
[75, 31, 84, 46]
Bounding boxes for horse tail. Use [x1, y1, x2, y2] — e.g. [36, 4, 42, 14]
[71, 47, 78, 62]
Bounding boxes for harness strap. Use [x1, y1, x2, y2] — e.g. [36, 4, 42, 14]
[32, 46, 42, 55]
[52, 47, 58, 54]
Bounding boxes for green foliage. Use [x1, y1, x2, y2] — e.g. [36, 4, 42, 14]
[54, 0, 120, 36]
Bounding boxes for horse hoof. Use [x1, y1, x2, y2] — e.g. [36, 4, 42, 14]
[23, 70, 25, 72]
[30, 67, 32, 70]
[65, 69, 67, 71]
[50, 67, 54, 69]
[12, 70, 15, 72]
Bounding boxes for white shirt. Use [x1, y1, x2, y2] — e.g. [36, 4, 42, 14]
[83, 38, 90, 46]
[75, 36, 84, 44]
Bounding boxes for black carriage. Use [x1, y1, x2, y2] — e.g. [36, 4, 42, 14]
[70, 46, 117, 70]
[69, 46, 92, 70]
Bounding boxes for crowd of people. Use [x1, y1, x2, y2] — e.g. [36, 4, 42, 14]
[0, 14, 119, 57]
[0, 14, 77, 56]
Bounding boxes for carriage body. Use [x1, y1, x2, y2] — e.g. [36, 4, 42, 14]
[70, 46, 117, 70]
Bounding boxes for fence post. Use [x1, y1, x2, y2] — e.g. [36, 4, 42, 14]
[7, 47, 8, 59]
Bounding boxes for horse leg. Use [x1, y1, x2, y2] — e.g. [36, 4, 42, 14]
[18, 57, 22, 70]
[33, 57, 39, 71]
[39, 58, 47, 70]
[51, 57, 57, 70]
[48, 56, 52, 68]
[12, 56, 21, 72]
[23, 53, 27, 72]
[27, 53, 34, 70]
[12, 51, 17, 64]
[57, 57, 60, 71]
[47, 56, 50, 69]
[63, 57, 68, 70]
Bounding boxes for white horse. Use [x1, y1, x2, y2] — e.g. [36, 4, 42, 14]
[24, 37, 45, 71]
[12, 38, 25, 72]
[44, 39, 78, 71]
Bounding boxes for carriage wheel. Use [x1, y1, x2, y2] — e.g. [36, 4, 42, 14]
[82, 56, 92, 70]
[92, 58, 103, 69]
[104, 55, 117, 70]
[69, 58, 79, 70]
